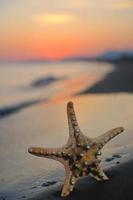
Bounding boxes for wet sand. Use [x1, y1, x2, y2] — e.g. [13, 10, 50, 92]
[27, 59, 133, 200]
[0, 60, 133, 200]
[79, 59, 133, 94]
[28, 158, 133, 200]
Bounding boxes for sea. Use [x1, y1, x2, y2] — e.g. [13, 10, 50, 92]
[0, 61, 133, 200]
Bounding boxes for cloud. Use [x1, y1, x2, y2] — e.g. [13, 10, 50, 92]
[32, 13, 76, 26]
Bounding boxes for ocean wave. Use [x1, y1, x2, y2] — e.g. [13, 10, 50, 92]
[30, 75, 64, 88]
[0, 98, 47, 119]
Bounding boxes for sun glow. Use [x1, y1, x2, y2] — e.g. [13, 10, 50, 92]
[33, 13, 75, 26]
[0, 0, 133, 61]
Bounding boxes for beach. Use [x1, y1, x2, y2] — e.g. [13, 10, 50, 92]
[79, 59, 133, 94]
[1, 0, 133, 199]
[29, 158, 133, 200]
[0, 60, 133, 200]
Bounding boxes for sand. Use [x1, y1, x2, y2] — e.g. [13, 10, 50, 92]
[0, 60, 133, 200]
[28, 59, 133, 200]
[28, 158, 133, 200]
[79, 59, 133, 94]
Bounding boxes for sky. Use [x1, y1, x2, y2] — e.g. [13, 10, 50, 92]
[0, 0, 133, 60]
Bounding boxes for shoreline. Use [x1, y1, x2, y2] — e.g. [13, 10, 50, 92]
[0, 60, 133, 200]
[28, 156, 133, 200]
[78, 60, 133, 95]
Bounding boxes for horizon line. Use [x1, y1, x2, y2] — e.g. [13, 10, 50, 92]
[0, 49, 133, 63]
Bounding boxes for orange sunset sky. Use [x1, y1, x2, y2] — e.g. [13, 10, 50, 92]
[0, 0, 133, 60]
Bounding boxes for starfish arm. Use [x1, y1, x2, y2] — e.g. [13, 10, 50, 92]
[67, 102, 82, 140]
[61, 169, 76, 197]
[94, 127, 124, 149]
[28, 102, 125, 198]
[90, 165, 109, 181]
[28, 147, 66, 164]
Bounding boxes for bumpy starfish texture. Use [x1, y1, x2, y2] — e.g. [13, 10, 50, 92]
[28, 102, 124, 197]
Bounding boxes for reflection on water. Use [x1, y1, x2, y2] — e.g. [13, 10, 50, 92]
[0, 61, 112, 106]
[0, 61, 133, 199]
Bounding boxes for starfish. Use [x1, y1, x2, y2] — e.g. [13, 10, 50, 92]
[28, 101, 124, 197]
